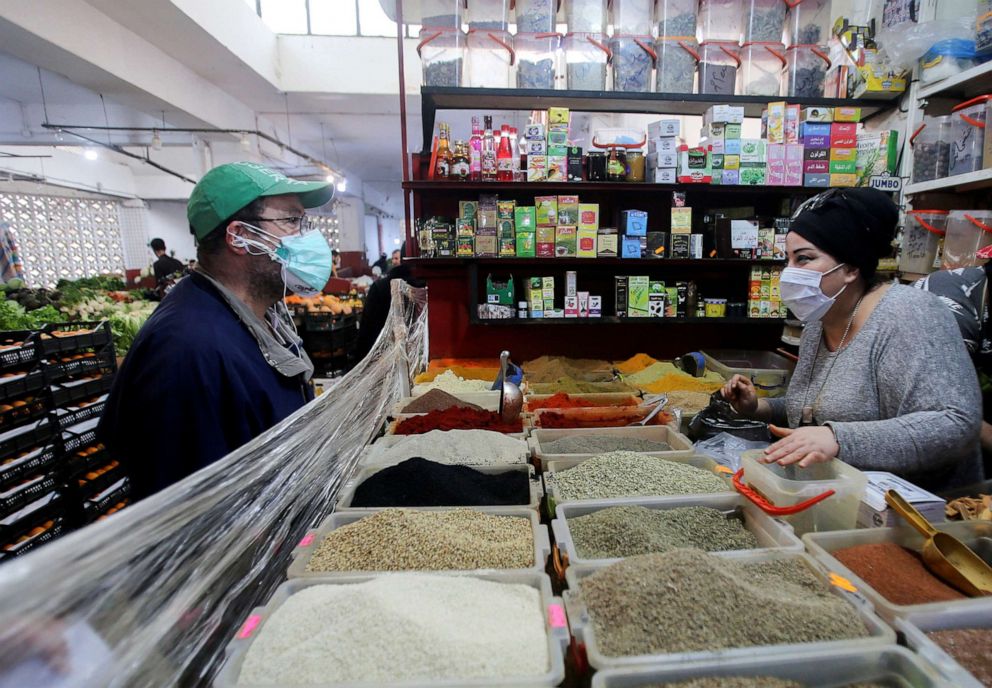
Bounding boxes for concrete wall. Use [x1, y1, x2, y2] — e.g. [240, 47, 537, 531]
[146, 200, 197, 263]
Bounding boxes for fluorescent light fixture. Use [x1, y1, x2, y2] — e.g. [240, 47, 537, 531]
[240, 132, 251, 152]
[84, 149, 99, 161]
[336, 178, 346, 192]
[325, 174, 334, 183]
[151, 130, 162, 150]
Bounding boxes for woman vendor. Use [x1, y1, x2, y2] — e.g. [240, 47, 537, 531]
[722, 188, 983, 492]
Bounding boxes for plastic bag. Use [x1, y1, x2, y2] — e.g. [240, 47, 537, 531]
[687, 391, 771, 443]
[919, 38, 978, 83]
[877, 16, 977, 72]
[694, 431, 771, 472]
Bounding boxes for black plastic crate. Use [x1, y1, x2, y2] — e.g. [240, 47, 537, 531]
[0, 369, 47, 405]
[72, 461, 123, 501]
[59, 419, 100, 455]
[83, 477, 129, 523]
[0, 398, 51, 437]
[0, 443, 58, 491]
[0, 330, 40, 373]
[0, 420, 53, 463]
[54, 398, 107, 431]
[60, 443, 108, 480]
[0, 491, 62, 548]
[50, 373, 114, 409]
[38, 322, 113, 356]
[0, 473, 58, 517]
[44, 348, 116, 384]
[304, 312, 356, 332]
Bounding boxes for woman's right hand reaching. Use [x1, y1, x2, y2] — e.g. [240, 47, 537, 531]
[721, 374, 758, 417]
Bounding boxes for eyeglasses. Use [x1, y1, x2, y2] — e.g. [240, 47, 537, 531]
[790, 188, 847, 220]
[243, 215, 315, 234]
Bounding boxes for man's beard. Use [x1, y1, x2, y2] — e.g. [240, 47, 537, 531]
[246, 254, 285, 305]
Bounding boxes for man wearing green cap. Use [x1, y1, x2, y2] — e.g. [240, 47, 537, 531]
[99, 162, 335, 500]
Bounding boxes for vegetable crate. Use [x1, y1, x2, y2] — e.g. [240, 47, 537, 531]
[0, 492, 65, 562]
[303, 312, 356, 332]
[0, 442, 59, 492]
[0, 330, 40, 373]
[38, 321, 113, 356]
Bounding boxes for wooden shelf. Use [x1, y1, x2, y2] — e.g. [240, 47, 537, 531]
[408, 258, 784, 268]
[403, 180, 821, 195]
[918, 61, 992, 102]
[904, 168, 992, 195]
[471, 317, 786, 326]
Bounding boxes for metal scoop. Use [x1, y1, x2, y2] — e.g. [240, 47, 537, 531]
[498, 350, 522, 424]
[885, 489, 992, 597]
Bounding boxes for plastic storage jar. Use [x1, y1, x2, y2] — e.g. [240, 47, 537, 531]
[420, 0, 464, 27]
[900, 210, 948, 274]
[466, 0, 511, 30]
[515, 0, 557, 33]
[418, 28, 465, 87]
[785, 0, 831, 45]
[610, 36, 655, 92]
[740, 41, 785, 95]
[516, 33, 560, 89]
[611, 0, 654, 36]
[948, 95, 989, 177]
[466, 30, 515, 88]
[910, 115, 951, 183]
[785, 44, 830, 98]
[566, 0, 608, 33]
[698, 41, 741, 95]
[564, 33, 610, 91]
[743, 0, 787, 42]
[698, 0, 744, 42]
[656, 0, 698, 37]
[655, 37, 698, 93]
[942, 210, 992, 269]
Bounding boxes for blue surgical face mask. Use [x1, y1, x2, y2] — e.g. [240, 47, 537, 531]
[229, 222, 333, 297]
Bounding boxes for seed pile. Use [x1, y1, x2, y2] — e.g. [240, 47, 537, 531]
[237, 575, 549, 685]
[665, 390, 712, 416]
[579, 550, 868, 657]
[653, 680, 802, 688]
[366, 429, 528, 467]
[547, 451, 728, 501]
[402, 389, 482, 413]
[305, 509, 534, 572]
[524, 355, 614, 382]
[568, 506, 758, 559]
[541, 435, 673, 454]
[744, 3, 786, 41]
[414, 370, 493, 394]
[424, 60, 462, 87]
[912, 141, 950, 182]
[612, 39, 654, 92]
[528, 392, 639, 411]
[927, 628, 992, 685]
[350, 457, 530, 507]
[568, 63, 607, 91]
[657, 42, 698, 93]
[393, 407, 522, 434]
[832, 542, 965, 606]
[518, 58, 555, 89]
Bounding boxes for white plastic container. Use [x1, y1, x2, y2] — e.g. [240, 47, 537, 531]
[563, 550, 896, 671]
[515, 0, 557, 32]
[590, 646, 946, 687]
[552, 493, 804, 568]
[802, 520, 992, 623]
[785, 43, 830, 98]
[697, 0, 744, 41]
[654, 37, 698, 93]
[288, 507, 552, 578]
[739, 450, 868, 535]
[611, 0, 654, 36]
[566, 0, 608, 33]
[529, 425, 694, 469]
[949, 95, 989, 177]
[564, 32, 611, 91]
[214, 571, 570, 688]
[698, 40, 741, 95]
[515, 32, 560, 89]
[739, 41, 785, 95]
[655, 0, 697, 38]
[785, 0, 832, 45]
[466, 0, 511, 31]
[700, 349, 795, 398]
[743, 0, 787, 42]
[420, 0, 464, 27]
[911, 114, 952, 183]
[466, 30, 514, 88]
[942, 209, 992, 269]
[898, 604, 992, 688]
[900, 210, 948, 274]
[418, 27, 465, 87]
[610, 36, 655, 92]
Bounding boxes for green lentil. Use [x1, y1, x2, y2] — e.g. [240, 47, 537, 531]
[569, 506, 758, 559]
[547, 451, 728, 501]
[541, 435, 673, 454]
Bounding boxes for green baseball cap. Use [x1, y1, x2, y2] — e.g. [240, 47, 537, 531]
[187, 161, 334, 240]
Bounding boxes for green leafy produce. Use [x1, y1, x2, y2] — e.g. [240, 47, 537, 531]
[56, 275, 126, 291]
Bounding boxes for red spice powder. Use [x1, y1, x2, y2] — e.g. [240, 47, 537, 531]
[832, 542, 966, 606]
[538, 408, 673, 429]
[394, 407, 523, 435]
[927, 628, 992, 685]
[527, 392, 639, 411]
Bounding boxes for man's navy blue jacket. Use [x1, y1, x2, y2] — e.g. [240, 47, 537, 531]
[99, 273, 311, 500]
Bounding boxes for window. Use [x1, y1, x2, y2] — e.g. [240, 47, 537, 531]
[310, 0, 359, 35]
[259, 0, 309, 34]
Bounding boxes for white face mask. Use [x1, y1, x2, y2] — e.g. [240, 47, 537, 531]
[780, 263, 848, 322]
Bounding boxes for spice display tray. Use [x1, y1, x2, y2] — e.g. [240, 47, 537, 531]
[525, 392, 642, 411]
[287, 506, 551, 579]
[214, 570, 570, 688]
[551, 493, 803, 568]
[543, 453, 733, 517]
[529, 425, 694, 470]
[334, 462, 544, 512]
[896, 603, 992, 688]
[802, 521, 992, 622]
[360, 438, 531, 469]
[531, 407, 676, 430]
[563, 550, 896, 671]
[590, 646, 947, 687]
[393, 392, 502, 414]
[385, 416, 528, 440]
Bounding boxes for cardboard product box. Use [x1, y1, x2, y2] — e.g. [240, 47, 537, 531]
[757, 227, 775, 258]
[830, 147, 857, 162]
[536, 196, 558, 226]
[785, 144, 804, 186]
[499, 238, 516, 257]
[567, 147, 583, 181]
[803, 135, 830, 149]
[525, 139, 547, 156]
[548, 128, 569, 147]
[577, 228, 597, 257]
[671, 206, 693, 234]
[589, 295, 602, 317]
[856, 130, 900, 183]
[702, 122, 726, 139]
[649, 136, 680, 155]
[831, 123, 858, 147]
[723, 138, 742, 156]
[647, 231, 668, 258]
[628, 276, 650, 317]
[774, 233, 787, 258]
[723, 169, 741, 185]
[548, 107, 570, 124]
[555, 226, 577, 257]
[649, 168, 678, 184]
[678, 146, 713, 184]
[528, 289, 542, 312]
[496, 200, 516, 219]
[804, 160, 830, 174]
[799, 122, 832, 138]
[457, 217, 476, 236]
[477, 208, 498, 230]
[457, 236, 475, 256]
[577, 292, 590, 317]
[785, 104, 800, 144]
[767, 144, 786, 162]
[669, 233, 690, 259]
[621, 235, 643, 258]
[564, 296, 579, 317]
[704, 105, 745, 125]
[689, 234, 704, 259]
[801, 106, 834, 122]
[647, 151, 679, 169]
[527, 155, 548, 181]
[804, 147, 829, 161]
[711, 169, 724, 185]
[536, 241, 554, 257]
[750, 280, 762, 300]
[767, 159, 786, 186]
[542, 276, 555, 290]
[474, 234, 497, 257]
[622, 209, 649, 237]
[524, 123, 546, 140]
[647, 119, 681, 138]
[498, 218, 516, 240]
[707, 136, 726, 154]
[578, 203, 600, 230]
[710, 153, 725, 170]
[664, 287, 678, 317]
[597, 229, 618, 257]
[514, 206, 537, 232]
[536, 227, 555, 257]
[723, 154, 741, 170]
[740, 139, 767, 164]
[542, 287, 554, 300]
[829, 160, 857, 175]
[649, 292, 665, 317]
[558, 195, 580, 225]
[516, 231, 536, 257]
[830, 173, 858, 187]
[740, 165, 767, 186]
[459, 200, 478, 221]
[767, 102, 786, 144]
[547, 155, 567, 181]
[614, 276, 629, 317]
[833, 106, 862, 123]
[804, 173, 830, 187]
[547, 144, 569, 157]
[724, 123, 742, 139]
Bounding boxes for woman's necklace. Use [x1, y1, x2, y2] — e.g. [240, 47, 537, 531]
[800, 294, 866, 426]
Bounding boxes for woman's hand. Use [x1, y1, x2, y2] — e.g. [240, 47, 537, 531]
[720, 374, 758, 416]
[762, 425, 839, 468]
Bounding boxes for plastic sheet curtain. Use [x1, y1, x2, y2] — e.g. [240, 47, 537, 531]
[0, 280, 428, 687]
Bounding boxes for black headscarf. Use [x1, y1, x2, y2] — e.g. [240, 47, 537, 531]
[789, 188, 899, 282]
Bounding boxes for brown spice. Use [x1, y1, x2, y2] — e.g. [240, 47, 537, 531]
[927, 628, 992, 686]
[402, 389, 482, 413]
[832, 542, 965, 606]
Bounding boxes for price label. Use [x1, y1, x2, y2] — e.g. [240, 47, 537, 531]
[298, 533, 316, 548]
[237, 614, 263, 639]
[547, 604, 567, 629]
[869, 175, 903, 192]
[730, 220, 759, 249]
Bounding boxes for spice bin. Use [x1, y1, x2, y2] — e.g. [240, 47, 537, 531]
[948, 95, 989, 177]
[421, 0, 464, 27]
[466, 0, 511, 30]
[611, 0, 654, 35]
[900, 210, 948, 274]
[418, 28, 465, 87]
[214, 571, 570, 688]
[786, 0, 832, 45]
[743, 0, 787, 42]
[897, 604, 992, 688]
[654, 37, 698, 93]
[656, 0, 697, 37]
[287, 507, 552, 578]
[941, 210, 992, 268]
[552, 493, 804, 569]
[700, 349, 795, 398]
[698, 0, 744, 41]
[566, 0, 608, 33]
[530, 425, 694, 469]
[515, 0, 558, 32]
[564, 32, 611, 91]
[466, 30, 514, 88]
[738, 450, 868, 535]
[739, 41, 785, 95]
[803, 521, 992, 623]
[785, 44, 830, 98]
[698, 41, 741, 95]
[911, 115, 952, 183]
[610, 36, 655, 92]
[516, 33, 560, 89]
[590, 647, 945, 688]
